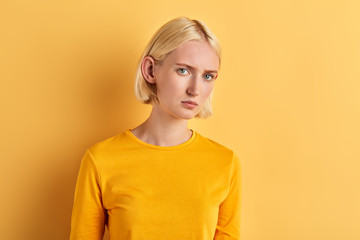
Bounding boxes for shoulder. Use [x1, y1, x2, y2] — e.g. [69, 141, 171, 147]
[194, 131, 236, 159]
[86, 130, 133, 161]
[194, 132, 241, 174]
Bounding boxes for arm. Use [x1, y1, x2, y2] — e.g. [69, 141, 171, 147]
[70, 150, 106, 240]
[214, 153, 242, 240]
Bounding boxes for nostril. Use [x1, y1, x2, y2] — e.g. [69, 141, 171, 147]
[186, 89, 194, 96]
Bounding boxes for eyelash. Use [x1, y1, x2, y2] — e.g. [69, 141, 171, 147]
[177, 68, 215, 81]
[177, 68, 189, 75]
[204, 74, 215, 81]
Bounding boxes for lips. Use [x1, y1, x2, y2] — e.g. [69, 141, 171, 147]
[181, 100, 198, 109]
[181, 100, 198, 106]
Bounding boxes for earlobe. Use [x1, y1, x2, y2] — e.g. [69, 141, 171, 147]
[141, 56, 156, 84]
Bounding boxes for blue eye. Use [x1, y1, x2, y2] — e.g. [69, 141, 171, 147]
[177, 68, 189, 75]
[204, 74, 215, 81]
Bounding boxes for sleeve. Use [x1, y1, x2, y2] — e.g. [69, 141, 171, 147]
[214, 153, 242, 240]
[70, 149, 106, 240]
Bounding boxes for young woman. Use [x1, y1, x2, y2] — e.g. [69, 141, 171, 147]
[70, 17, 241, 240]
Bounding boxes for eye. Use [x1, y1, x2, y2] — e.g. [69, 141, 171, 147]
[177, 68, 189, 75]
[204, 73, 215, 81]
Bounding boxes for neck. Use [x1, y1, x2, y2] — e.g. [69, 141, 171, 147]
[130, 105, 193, 147]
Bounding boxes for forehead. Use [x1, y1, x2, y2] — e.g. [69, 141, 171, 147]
[163, 40, 219, 70]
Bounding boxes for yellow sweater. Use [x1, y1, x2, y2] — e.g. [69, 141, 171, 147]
[70, 129, 241, 240]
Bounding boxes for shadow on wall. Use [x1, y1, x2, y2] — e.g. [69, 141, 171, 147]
[13, 41, 143, 239]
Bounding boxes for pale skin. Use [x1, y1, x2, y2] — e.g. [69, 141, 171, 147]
[131, 40, 220, 147]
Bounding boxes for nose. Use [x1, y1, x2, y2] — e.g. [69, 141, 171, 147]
[186, 75, 201, 97]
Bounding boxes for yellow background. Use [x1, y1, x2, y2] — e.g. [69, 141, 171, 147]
[1, 1, 359, 239]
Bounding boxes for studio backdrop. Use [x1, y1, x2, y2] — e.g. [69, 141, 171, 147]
[1, 0, 359, 239]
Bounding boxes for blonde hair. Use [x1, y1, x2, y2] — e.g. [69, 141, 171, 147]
[135, 17, 221, 118]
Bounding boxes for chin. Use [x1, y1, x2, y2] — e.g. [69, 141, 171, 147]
[167, 106, 201, 120]
[176, 111, 199, 120]
[168, 110, 195, 120]
[182, 115, 195, 120]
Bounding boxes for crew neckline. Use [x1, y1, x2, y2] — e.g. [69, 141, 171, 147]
[125, 129, 197, 150]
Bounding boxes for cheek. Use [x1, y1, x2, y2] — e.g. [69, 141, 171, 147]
[156, 72, 170, 91]
[163, 74, 186, 90]
[202, 83, 214, 98]
[156, 73, 183, 97]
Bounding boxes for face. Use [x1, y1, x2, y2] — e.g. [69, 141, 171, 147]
[147, 40, 219, 120]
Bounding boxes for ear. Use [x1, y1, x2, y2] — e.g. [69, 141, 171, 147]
[141, 56, 156, 84]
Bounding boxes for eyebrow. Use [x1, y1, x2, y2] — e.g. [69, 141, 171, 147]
[175, 63, 218, 74]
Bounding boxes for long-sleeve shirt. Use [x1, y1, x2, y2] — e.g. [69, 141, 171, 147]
[70, 129, 241, 240]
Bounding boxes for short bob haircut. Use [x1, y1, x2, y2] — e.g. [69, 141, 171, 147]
[135, 17, 221, 119]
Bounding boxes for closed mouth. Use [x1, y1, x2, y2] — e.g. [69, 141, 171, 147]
[181, 100, 198, 106]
